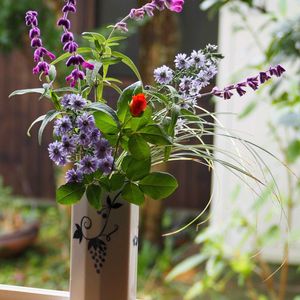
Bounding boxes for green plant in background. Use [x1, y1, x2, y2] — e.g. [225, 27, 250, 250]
[167, 1, 300, 299]
[0, 0, 59, 53]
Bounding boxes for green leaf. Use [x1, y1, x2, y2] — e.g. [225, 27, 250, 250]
[86, 184, 102, 210]
[128, 134, 151, 160]
[117, 81, 143, 123]
[121, 182, 145, 205]
[82, 32, 106, 44]
[110, 173, 126, 191]
[286, 140, 300, 163]
[38, 110, 61, 145]
[51, 47, 92, 65]
[139, 172, 178, 200]
[56, 183, 85, 205]
[122, 156, 151, 181]
[125, 106, 152, 132]
[86, 60, 102, 85]
[9, 88, 45, 98]
[88, 102, 120, 127]
[94, 110, 119, 134]
[112, 51, 142, 81]
[139, 124, 172, 145]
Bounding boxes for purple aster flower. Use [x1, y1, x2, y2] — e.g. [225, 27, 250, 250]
[165, 0, 185, 13]
[129, 8, 145, 20]
[57, 18, 71, 30]
[48, 141, 67, 166]
[204, 64, 218, 80]
[190, 50, 206, 68]
[76, 113, 95, 133]
[66, 69, 85, 87]
[115, 22, 128, 32]
[54, 116, 73, 136]
[98, 156, 114, 175]
[69, 94, 87, 110]
[77, 132, 91, 147]
[95, 139, 112, 159]
[25, 11, 38, 26]
[179, 76, 192, 90]
[247, 76, 259, 90]
[154, 65, 173, 84]
[90, 128, 101, 143]
[61, 136, 76, 155]
[189, 80, 202, 96]
[174, 53, 191, 69]
[78, 155, 98, 174]
[61, 94, 72, 108]
[61, 31, 74, 43]
[65, 168, 83, 183]
[33, 61, 50, 75]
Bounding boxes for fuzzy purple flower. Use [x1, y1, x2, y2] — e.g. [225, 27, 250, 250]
[66, 69, 85, 87]
[115, 22, 128, 32]
[78, 155, 98, 174]
[95, 139, 112, 159]
[54, 116, 73, 136]
[25, 11, 38, 26]
[154, 65, 173, 84]
[48, 141, 67, 166]
[69, 94, 87, 110]
[76, 113, 95, 133]
[61, 136, 76, 155]
[247, 76, 259, 90]
[174, 53, 191, 70]
[144, 3, 157, 16]
[65, 168, 83, 183]
[98, 156, 114, 175]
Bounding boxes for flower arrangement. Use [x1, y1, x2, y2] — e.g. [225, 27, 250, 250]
[11, 0, 285, 211]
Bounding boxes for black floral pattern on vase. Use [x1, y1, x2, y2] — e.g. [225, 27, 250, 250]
[73, 193, 122, 274]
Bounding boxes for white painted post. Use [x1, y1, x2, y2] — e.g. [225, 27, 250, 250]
[70, 195, 139, 300]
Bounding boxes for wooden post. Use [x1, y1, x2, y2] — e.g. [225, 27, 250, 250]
[70, 195, 139, 300]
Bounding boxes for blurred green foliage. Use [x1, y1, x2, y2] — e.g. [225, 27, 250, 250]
[0, 0, 60, 53]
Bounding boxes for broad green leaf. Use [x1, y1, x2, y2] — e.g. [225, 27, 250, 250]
[86, 184, 102, 210]
[110, 173, 126, 191]
[56, 183, 85, 205]
[86, 60, 102, 85]
[51, 47, 92, 65]
[94, 110, 119, 134]
[121, 182, 145, 205]
[122, 156, 151, 181]
[139, 172, 178, 200]
[112, 51, 142, 81]
[117, 81, 143, 123]
[88, 102, 120, 128]
[9, 88, 45, 98]
[139, 124, 172, 145]
[38, 110, 61, 145]
[128, 134, 151, 160]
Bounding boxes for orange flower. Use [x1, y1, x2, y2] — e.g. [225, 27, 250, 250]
[129, 93, 147, 117]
